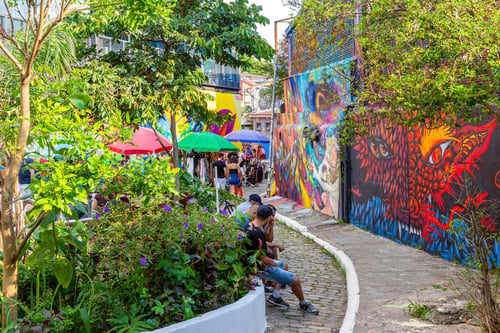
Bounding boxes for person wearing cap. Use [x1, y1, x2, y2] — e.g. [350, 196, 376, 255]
[264, 204, 284, 259]
[231, 193, 262, 217]
[244, 205, 319, 314]
[234, 194, 262, 227]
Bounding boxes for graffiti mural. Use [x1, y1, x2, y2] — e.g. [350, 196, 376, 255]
[274, 64, 350, 217]
[155, 91, 243, 140]
[350, 117, 500, 266]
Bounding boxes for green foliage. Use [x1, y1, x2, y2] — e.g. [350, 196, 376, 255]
[3, 198, 255, 331]
[85, 200, 254, 328]
[293, 0, 500, 134]
[114, 156, 180, 205]
[179, 170, 243, 213]
[406, 300, 431, 320]
[72, 0, 275, 138]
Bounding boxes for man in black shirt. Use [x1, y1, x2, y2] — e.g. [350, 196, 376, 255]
[212, 153, 227, 190]
[245, 205, 319, 314]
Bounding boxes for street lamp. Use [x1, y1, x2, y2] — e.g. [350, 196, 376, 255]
[266, 17, 295, 196]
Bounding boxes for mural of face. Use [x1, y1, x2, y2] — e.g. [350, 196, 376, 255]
[354, 119, 497, 242]
[309, 136, 339, 216]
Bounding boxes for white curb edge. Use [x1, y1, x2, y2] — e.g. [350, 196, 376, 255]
[149, 283, 266, 333]
[275, 212, 359, 333]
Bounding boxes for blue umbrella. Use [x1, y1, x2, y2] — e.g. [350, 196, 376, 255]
[224, 129, 270, 144]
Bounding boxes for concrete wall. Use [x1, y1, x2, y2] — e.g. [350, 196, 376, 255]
[350, 117, 500, 266]
[151, 285, 265, 333]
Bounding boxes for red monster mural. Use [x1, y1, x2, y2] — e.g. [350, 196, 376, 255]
[353, 118, 498, 245]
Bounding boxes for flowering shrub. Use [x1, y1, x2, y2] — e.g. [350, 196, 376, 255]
[4, 199, 257, 332]
[84, 200, 257, 329]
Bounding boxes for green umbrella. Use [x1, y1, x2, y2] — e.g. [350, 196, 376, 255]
[178, 132, 239, 152]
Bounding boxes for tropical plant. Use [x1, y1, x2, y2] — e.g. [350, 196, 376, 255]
[0, 0, 170, 324]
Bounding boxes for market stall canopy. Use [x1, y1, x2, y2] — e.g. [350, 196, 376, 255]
[178, 132, 239, 152]
[107, 127, 172, 155]
[224, 129, 270, 144]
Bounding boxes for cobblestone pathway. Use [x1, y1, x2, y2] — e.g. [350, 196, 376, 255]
[264, 222, 346, 333]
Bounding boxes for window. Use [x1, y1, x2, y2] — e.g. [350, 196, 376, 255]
[265, 122, 270, 131]
[255, 123, 261, 131]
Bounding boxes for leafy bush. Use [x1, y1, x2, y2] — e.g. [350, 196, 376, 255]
[178, 170, 244, 213]
[3, 200, 257, 332]
[86, 201, 255, 327]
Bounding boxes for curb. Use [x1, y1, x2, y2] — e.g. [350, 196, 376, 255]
[275, 212, 359, 333]
[150, 283, 266, 333]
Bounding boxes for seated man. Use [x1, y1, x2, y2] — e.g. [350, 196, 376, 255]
[231, 193, 262, 217]
[264, 204, 284, 260]
[244, 205, 319, 314]
[235, 204, 259, 229]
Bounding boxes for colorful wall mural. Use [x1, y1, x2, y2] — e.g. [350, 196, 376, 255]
[274, 63, 351, 217]
[154, 91, 243, 140]
[350, 117, 500, 266]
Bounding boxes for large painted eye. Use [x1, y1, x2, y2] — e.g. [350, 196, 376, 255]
[428, 141, 451, 165]
[367, 137, 393, 160]
[369, 141, 379, 156]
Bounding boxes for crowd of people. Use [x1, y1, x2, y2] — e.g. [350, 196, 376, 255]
[185, 143, 268, 196]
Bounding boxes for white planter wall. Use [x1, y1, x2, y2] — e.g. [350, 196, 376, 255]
[149, 285, 265, 333]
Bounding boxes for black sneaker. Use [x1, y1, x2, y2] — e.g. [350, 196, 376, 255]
[299, 300, 319, 314]
[267, 295, 290, 308]
[264, 285, 273, 295]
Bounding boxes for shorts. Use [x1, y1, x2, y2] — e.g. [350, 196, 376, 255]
[215, 177, 226, 189]
[228, 174, 240, 186]
[261, 260, 295, 287]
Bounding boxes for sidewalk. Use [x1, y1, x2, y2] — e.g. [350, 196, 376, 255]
[242, 183, 481, 333]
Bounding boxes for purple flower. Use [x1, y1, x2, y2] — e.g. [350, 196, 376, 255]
[220, 225, 224, 231]
[104, 207, 110, 213]
[237, 233, 242, 239]
[179, 232, 183, 238]
[140, 257, 147, 265]
[202, 207, 208, 212]
[183, 222, 189, 228]
[221, 209, 228, 215]
[163, 205, 172, 212]
[95, 213, 101, 220]
[198, 223, 204, 230]
[183, 214, 188, 218]
[210, 218, 215, 222]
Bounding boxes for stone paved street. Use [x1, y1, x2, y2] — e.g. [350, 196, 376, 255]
[264, 223, 346, 333]
[241, 184, 347, 333]
[241, 182, 482, 332]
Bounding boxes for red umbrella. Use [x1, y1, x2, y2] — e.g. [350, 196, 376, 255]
[107, 127, 172, 155]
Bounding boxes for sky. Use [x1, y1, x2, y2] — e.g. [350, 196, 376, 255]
[247, 0, 296, 49]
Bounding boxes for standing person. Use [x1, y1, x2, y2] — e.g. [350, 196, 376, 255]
[244, 205, 319, 314]
[226, 156, 242, 196]
[212, 153, 227, 190]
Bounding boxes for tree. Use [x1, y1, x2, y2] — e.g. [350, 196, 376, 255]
[0, 0, 169, 324]
[286, 0, 500, 128]
[75, 0, 274, 176]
